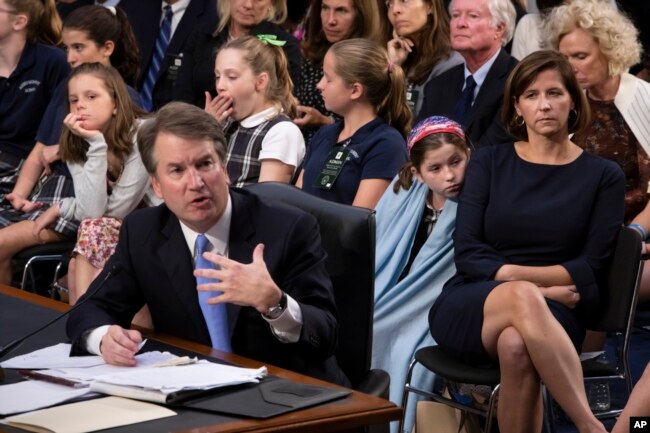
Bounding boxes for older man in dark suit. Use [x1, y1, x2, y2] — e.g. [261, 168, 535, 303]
[418, 0, 518, 147]
[66, 102, 348, 386]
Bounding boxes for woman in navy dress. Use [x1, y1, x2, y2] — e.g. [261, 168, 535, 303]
[429, 51, 623, 433]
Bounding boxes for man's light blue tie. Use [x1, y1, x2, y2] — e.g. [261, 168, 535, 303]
[453, 75, 477, 127]
[195, 234, 231, 352]
[140, 5, 173, 111]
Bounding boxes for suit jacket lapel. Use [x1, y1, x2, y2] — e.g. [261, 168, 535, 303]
[442, 65, 466, 115]
[167, 0, 207, 54]
[225, 190, 257, 336]
[466, 49, 509, 128]
[158, 211, 210, 336]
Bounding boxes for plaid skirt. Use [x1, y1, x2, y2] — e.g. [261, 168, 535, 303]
[0, 150, 26, 204]
[73, 217, 121, 268]
[0, 173, 79, 239]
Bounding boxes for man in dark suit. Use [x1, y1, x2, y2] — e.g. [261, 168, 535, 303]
[418, 0, 518, 148]
[118, 0, 217, 110]
[66, 102, 348, 386]
[57, 0, 103, 19]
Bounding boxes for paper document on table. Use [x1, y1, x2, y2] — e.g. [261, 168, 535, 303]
[0, 381, 91, 416]
[90, 361, 267, 404]
[40, 351, 189, 385]
[1, 396, 176, 433]
[0, 343, 104, 369]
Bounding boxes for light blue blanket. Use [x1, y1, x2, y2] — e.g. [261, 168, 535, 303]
[372, 177, 457, 433]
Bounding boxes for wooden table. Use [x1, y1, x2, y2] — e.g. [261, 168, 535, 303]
[0, 285, 401, 432]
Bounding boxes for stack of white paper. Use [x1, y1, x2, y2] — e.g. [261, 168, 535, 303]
[0, 343, 104, 369]
[90, 362, 267, 404]
[38, 350, 185, 386]
[0, 381, 91, 416]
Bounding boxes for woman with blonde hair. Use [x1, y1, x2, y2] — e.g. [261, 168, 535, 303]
[296, 38, 411, 209]
[545, 0, 650, 305]
[174, 0, 302, 108]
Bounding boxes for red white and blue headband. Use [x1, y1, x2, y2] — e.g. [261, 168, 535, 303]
[406, 116, 466, 154]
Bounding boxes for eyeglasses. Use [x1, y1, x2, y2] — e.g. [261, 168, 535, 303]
[0, 7, 17, 14]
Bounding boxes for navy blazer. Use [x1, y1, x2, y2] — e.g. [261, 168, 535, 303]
[67, 188, 348, 385]
[417, 49, 518, 148]
[119, 0, 218, 109]
[56, 0, 94, 19]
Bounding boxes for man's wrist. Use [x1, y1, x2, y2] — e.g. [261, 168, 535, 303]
[263, 291, 287, 320]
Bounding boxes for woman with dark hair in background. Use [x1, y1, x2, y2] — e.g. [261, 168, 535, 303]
[294, 0, 383, 144]
[386, 0, 462, 118]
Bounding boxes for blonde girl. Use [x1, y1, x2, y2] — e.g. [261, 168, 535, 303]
[205, 34, 304, 187]
[296, 38, 412, 209]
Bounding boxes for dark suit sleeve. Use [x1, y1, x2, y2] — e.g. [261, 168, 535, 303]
[66, 216, 147, 355]
[278, 211, 338, 360]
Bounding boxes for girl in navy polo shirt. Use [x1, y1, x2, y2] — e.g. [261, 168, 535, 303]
[296, 38, 411, 209]
[0, 0, 69, 205]
[5, 5, 141, 218]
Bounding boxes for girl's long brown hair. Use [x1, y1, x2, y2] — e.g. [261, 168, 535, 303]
[60, 63, 142, 165]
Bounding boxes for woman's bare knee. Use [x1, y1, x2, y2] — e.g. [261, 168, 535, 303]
[497, 326, 534, 372]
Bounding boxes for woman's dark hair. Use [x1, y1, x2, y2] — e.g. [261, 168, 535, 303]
[64, 5, 141, 87]
[302, 0, 382, 68]
[502, 50, 590, 141]
[397, 0, 453, 85]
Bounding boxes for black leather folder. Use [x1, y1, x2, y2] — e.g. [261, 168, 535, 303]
[176, 375, 351, 418]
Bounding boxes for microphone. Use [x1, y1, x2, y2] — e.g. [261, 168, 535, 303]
[0, 263, 123, 361]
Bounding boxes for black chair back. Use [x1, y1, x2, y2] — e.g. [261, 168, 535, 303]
[586, 226, 643, 332]
[246, 183, 376, 388]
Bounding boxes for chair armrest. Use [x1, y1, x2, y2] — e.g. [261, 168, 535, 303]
[355, 369, 390, 398]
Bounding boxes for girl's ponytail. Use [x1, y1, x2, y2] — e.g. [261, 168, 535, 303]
[63, 6, 141, 87]
[111, 7, 141, 87]
[220, 35, 298, 118]
[330, 38, 412, 138]
[378, 62, 412, 138]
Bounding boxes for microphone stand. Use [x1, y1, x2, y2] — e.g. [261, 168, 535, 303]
[0, 263, 123, 378]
